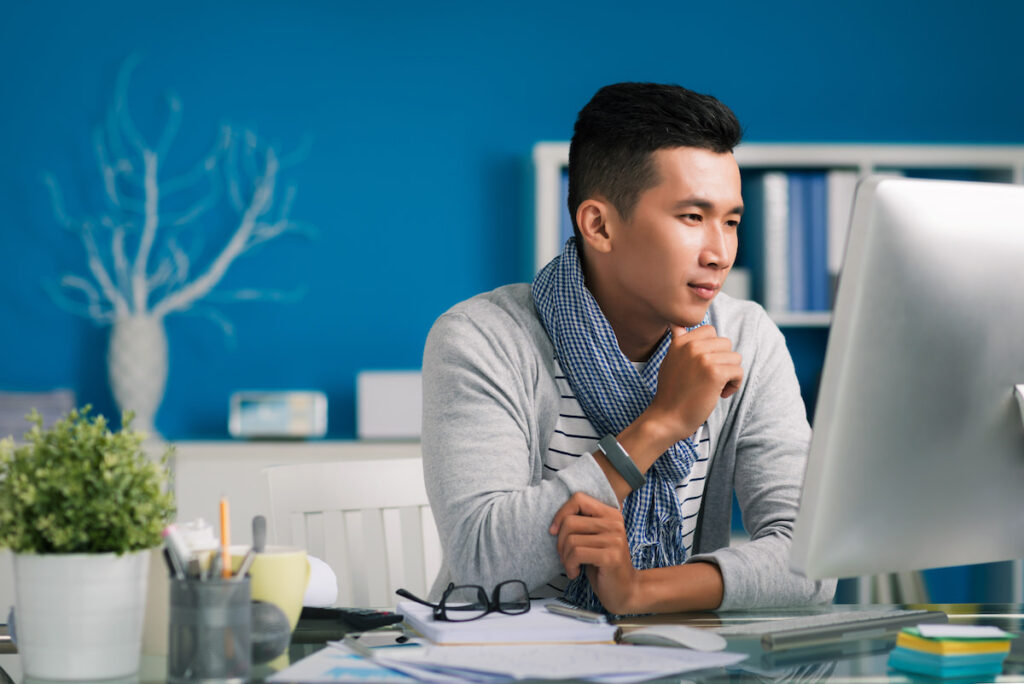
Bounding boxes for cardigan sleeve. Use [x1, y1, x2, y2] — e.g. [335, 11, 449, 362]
[688, 308, 836, 609]
[421, 306, 618, 597]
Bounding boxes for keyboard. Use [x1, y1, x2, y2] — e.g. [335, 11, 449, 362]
[714, 608, 947, 651]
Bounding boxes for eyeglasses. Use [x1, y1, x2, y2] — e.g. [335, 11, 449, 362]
[395, 579, 530, 622]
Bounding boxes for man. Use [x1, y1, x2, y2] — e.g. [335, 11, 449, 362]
[421, 82, 835, 613]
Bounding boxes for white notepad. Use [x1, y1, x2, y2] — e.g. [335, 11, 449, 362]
[396, 598, 620, 645]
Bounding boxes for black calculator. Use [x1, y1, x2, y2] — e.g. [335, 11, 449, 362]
[300, 606, 405, 631]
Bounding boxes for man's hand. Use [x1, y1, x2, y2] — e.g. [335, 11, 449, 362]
[643, 324, 743, 447]
[591, 324, 743, 504]
[549, 492, 639, 615]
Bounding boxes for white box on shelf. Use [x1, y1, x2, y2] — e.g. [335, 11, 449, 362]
[357, 370, 422, 440]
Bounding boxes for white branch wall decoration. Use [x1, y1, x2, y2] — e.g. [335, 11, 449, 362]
[42, 56, 314, 437]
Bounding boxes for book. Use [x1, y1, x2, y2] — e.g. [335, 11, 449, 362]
[805, 172, 829, 312]
[761, 172, 789, 314]
[787, 172, 808, 312]
[395, 598, 620, 645]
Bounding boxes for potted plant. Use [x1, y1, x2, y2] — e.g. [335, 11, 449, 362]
[0, 406, 175, 680]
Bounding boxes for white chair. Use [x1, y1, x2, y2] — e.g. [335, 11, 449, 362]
[263, 458, 441, 608]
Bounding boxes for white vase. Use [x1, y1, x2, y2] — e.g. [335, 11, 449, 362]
[13, 550, 150, 680]
[108, 315, 168, 439]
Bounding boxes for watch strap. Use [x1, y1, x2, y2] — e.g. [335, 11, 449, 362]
[597, 434, 646, 490]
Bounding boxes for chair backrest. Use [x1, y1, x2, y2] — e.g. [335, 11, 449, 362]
[263, 458, 441, 608]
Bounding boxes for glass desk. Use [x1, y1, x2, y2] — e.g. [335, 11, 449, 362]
[616, 603, 1024, 683]
[2, 604, 1023, 682]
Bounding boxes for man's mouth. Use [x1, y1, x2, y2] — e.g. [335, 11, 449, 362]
[688, 282, 719, 300]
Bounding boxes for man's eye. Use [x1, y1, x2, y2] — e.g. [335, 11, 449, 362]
[679, 214, 702, 222]
[727, 219, 741, 229]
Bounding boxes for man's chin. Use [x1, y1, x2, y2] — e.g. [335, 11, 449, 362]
[673, 304, 712, 329]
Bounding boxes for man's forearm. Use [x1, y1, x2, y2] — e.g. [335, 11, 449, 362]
[630, 561, 724, 614]
[593, 410, 689, 503]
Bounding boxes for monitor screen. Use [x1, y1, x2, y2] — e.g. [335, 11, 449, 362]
[790, 176, 1024, 580]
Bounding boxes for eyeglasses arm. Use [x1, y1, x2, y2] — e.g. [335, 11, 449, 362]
[395, 587, 436, 608]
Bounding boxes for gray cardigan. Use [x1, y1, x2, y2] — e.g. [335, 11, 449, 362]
[421, 284, 835, 610]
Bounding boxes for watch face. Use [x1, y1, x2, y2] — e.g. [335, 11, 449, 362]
[229, 392, 327, 438]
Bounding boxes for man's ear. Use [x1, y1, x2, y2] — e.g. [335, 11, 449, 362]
[576, 198, 614, 255]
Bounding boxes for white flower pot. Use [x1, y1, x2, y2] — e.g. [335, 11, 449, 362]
[13, 550, 150, 680]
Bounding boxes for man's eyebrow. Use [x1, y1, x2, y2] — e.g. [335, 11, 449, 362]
[673, 197, 745, 215]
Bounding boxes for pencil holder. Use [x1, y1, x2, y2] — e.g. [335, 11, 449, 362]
[167, 577, 252, 683]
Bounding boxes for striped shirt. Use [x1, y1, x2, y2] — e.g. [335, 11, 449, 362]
[539, 358, 711, 596]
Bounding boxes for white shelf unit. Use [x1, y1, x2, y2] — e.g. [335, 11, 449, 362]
[533, 142, 1024, 327]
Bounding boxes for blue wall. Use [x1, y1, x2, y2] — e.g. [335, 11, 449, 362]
[2, 0, 1023, 439]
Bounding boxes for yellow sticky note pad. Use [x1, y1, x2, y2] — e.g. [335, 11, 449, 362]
[897, 632, 1011, 656]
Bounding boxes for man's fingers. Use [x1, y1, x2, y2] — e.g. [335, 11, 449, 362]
[717, 364, 744, 397]
[559, 530, 623, 579]
[561, 538, 622, 579]
[562, 545, 622, 574]
[670, 324, 717, 345]
[554, 504, 625, 555]
[560, 530, 625, 556]
[556, 517, 625, 558]
[550, 491, 618, 534]
[550, 492, 589, 533]
[549, 500, 580, 535]
[557, 515, 622, 538]
[721, 370, 744, 398]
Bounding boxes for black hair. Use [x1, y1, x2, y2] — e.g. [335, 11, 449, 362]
[567, 82, 742, 240]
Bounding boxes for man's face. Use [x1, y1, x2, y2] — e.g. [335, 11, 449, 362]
[603, 147, 742, 329]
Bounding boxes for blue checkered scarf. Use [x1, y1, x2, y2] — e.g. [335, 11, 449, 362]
[532, 237, 706, 613]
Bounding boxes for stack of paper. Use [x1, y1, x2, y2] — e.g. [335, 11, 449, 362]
[375, 642, 747, 682]
[395, 598, 619, 644]
[887, 624, 1016, 678]
[270, 640, 748, 683]
[270, 599, 750, 683]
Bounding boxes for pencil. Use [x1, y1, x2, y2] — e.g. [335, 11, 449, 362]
[219, 496, 232, 579]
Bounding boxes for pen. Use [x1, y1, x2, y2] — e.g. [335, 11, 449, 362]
[219, 496, 232, 579]
[162, 524, 194, 577]
[342, 634, 375, 659]
[162, 546, 185, 580]
[235, 548, 255, 579]
[207, 552, 222, 581]
[187, 557, 202, 578]
[545, 602, 606, 623]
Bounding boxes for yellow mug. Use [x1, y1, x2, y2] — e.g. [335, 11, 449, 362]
[231, 545, 310, 631]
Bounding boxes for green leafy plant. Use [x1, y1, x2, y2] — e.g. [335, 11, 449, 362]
[0, 406, 175, 554]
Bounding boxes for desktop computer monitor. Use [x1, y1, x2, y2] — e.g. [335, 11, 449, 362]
[790, 175, 1024, 580]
